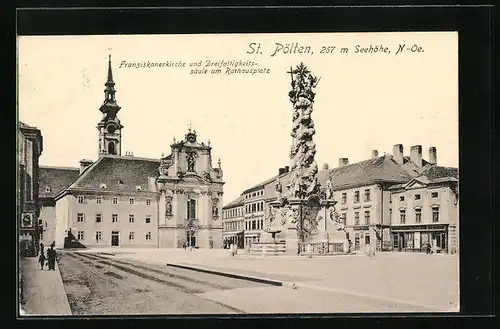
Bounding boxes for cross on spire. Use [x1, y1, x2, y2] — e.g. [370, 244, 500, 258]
[287, 66, 294, 83]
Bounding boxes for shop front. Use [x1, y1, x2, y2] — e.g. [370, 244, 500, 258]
[391, 224, 449, 253]
[352, 225, 381, 251]
[223, 231, 244, 249]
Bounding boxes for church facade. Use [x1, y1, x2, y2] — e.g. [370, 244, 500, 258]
[40, 54, 224, 249]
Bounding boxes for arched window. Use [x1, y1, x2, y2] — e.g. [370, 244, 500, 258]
[108, 141, 115, 155]
[187, 199, 197, 219]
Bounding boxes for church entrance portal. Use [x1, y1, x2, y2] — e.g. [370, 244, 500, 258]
[186, 230, 197, 247]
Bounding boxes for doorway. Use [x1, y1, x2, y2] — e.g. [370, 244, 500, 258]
[365, 234, 371, 246]
[111, 231, 119, 246]
[186, 230, 197, 247]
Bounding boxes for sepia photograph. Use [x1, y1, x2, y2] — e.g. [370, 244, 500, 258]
[17, 31, 459, 316]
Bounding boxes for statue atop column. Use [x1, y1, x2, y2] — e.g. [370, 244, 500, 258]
[286, 62, 321, 200]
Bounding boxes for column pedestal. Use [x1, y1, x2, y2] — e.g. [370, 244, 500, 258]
[284, 229, 299, 255]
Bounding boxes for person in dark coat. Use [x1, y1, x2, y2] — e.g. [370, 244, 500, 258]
[38, 251, 46, 270]
[47, 246, 57, 270]
[39, 242, 44, 257]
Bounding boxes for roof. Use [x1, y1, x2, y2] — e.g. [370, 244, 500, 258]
[322, 155, 415, 190]
[242, 173, 283, 194]
[388, 165, 459, 191]
[421, 166, 459, 181]
[39, 166, 80, 198]
[258, 155, 420, 200]
[222, 195, 245, 209]
[19, 121, 39, 130]
[65, 155, 160, 192]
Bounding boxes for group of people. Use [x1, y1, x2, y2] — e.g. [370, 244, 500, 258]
[38, 242, 57, 271]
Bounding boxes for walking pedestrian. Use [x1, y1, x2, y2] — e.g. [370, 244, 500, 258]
[38, 251, 46, 270]
[425, 242, 431, 254]
[47, 245, 57, 270]
[40, 242, 44, 257]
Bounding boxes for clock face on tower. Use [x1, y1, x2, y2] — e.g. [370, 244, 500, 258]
[107, 125, 116, 134]
[187, 134, 196, 143]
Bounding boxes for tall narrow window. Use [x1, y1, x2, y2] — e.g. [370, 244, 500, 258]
[96, 196, 102, 204]
[364, 211, 370, 225]
[415, 209, 422, 223]
[432, 207, 439, 222]
[112, 197, 118, 205]
[146, 198, 151, 206]
[400, 210, 406, 224]
[341, 213, 347, 226]
[341, 193, 347, 204]
[187, 199, 196, 219]
[77, 195, 85, 204]
[108, 141, 115, 155]
[354, 212, 360, 225]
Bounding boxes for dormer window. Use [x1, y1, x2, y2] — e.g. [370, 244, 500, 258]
[135, 186, 142, 191]
[118, 180, 124, 184]
[45, 187, 51, 193]
[100, 183, 107, 189]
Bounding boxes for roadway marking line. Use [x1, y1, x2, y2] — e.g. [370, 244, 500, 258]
[284, 281, 451, 312]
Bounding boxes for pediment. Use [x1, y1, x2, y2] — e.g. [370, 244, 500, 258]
[404, 178, 428, 190]
[183, 172, 210, 184]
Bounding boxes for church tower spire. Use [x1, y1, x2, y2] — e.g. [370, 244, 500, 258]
[97, 52, 123, 157]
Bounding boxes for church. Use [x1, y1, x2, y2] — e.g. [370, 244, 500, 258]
[38, 55, 224, 249]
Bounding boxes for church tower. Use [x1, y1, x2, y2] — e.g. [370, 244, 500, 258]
[97, 54, 123, 157]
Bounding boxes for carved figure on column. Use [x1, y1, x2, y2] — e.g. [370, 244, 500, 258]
[325, 178, 334, 200]
[275, 178, 282, 199]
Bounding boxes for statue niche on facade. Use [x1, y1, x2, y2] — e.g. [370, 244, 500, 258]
[186, 151, 197, 172]
[212, 198, 219, 218]
[165, 197, 173, 217]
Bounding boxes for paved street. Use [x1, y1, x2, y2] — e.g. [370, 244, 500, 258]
[53, 249, 458, 314]
[57, 251, 259, 315]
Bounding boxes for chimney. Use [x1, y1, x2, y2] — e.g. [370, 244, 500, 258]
[371, 150, 379, 159]
[338, 158, 349, 167]
[410, 145, 422, 168]
[278, 168, 285, 175]
[429, 147, 437, 165]
[284, 166, 290, 173]
[392, 144, 404, 165]
[79, 159, 93, 173]
[323, 163, 329, 170]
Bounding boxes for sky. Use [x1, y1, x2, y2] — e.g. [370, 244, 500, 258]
[18, 32, 458, 204]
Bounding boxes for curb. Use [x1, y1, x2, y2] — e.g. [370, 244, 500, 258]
[166, 263, 283, 286]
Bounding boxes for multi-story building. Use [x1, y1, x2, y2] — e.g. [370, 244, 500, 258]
[388, 165, 459, 253]
[221, 196, 244, 248]
[223, 144, 459, 253]
[37, 54, 224, 249]
[38, 165, 80, 245]
[223, 167, 290, 249]
[18, 121, 43, 256]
